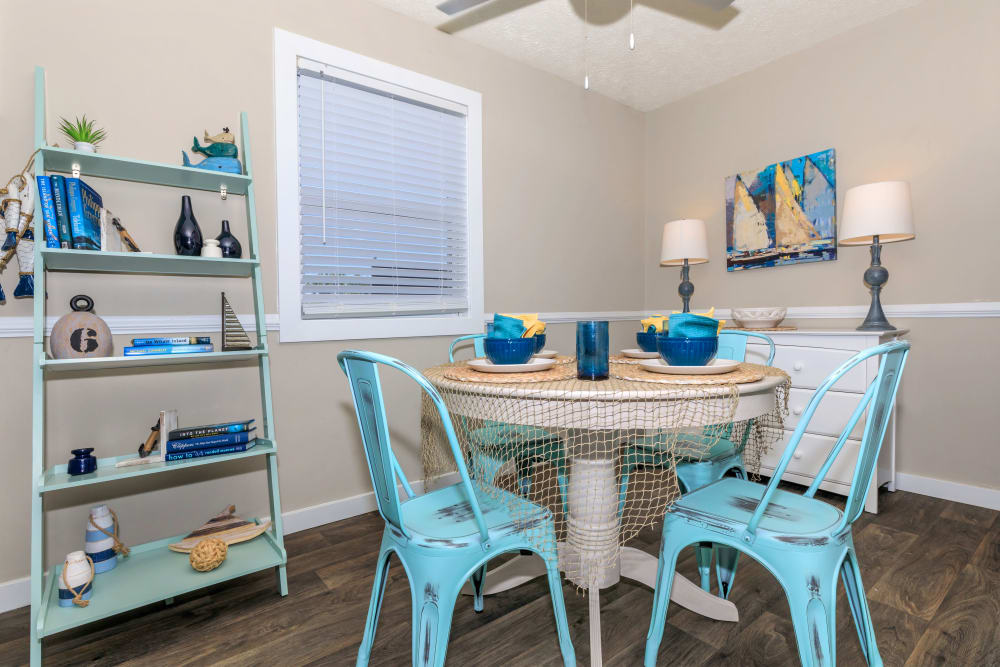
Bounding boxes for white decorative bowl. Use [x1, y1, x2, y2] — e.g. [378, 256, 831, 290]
[731, 307, 787, 329]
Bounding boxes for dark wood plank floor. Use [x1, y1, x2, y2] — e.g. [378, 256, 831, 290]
[2, 486, 997, 665]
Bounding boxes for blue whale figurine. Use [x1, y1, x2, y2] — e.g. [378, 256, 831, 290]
[182, 152, 243, 174]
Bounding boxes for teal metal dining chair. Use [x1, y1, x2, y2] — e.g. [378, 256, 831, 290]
[338, 350, 576, 667]
[618, 330, 776, 596]
[644, 340, 909, 667]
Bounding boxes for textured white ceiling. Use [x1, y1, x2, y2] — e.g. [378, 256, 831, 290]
[367, 0, 924, 111]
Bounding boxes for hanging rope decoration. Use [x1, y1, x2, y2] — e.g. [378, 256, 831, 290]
[62, 555, 95, 608]
[89, 509, 131, 558]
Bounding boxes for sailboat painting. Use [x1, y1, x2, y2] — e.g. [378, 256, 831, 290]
[725, 148, 837, 271]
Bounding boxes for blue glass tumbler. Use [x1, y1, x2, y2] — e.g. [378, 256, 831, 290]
[576, 320, 609, 380]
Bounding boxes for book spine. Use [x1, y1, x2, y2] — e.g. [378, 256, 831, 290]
[35, 176, 60, 248]
[165, 441, 256, 461]
[65, 178, 88, 249]
[131, 337, 212, 347]
[122, 343, 214, 356]
[79, 180, 103, 250]
[166, 432, 255, 453]
[49, 176, 73, 248]
[168, 421, 254, 440]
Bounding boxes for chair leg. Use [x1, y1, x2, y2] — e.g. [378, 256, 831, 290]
[543, 560, 577, 667]
[470, 564, 487, 613]
[644, 538, 683, 667]
[356, 547, 393, 667]
[695, 542, 713, 592]
[784, 569, 837, 667]
[714, 545, 740, 600]
[841, 550, 883, 666]
[410, 574, 459, 667]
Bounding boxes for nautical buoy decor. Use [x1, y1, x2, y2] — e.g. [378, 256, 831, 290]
[58, 551, 94, 608]
[49, 295, 112, 359]
[86, 504, 130, 574]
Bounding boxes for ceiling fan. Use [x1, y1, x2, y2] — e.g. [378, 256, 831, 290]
[436, 0, 736, 17]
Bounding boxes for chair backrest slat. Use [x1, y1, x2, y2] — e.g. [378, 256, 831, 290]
[338, 350, 491, 542]
[449, 334, 487, 362]
[718, 330, 776, 365]
[742, 340, 909, 540]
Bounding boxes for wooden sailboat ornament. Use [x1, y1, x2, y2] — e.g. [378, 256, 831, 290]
[168, 505, 270, 553]
[221, 291, 253, 351]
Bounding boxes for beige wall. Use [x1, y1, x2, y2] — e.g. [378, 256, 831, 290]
[643, 0, 999, 488]
[0, 0, 645, 583]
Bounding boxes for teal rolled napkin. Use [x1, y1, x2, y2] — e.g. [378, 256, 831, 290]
[490, 313, 527, 338]
[668, 312, 720, 338]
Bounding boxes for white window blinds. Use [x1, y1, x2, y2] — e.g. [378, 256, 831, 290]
[296, 59, 470, 319]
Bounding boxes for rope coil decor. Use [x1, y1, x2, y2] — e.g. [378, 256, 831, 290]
[189, 538, 228, 572]
[420, 362, 789, 591]
[61, 555, 95, 608]
[89, 509, 131, 558]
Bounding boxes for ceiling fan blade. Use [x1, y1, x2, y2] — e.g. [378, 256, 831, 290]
[690, 0, 736, 9]
[436, 0, 494, 15]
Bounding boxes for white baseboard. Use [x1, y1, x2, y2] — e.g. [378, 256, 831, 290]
[894, 472, 1000, 511]
[0, 472, 461, 614]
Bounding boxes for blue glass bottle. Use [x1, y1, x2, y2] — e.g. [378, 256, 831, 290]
[576, 320, 609, 380]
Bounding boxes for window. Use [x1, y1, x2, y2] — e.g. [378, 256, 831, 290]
[274, 29, 483, 342]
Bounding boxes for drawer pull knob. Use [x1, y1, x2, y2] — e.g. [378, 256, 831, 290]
[793, 452, 803, 460]
[793, 406, 803, 415]
[793, 362, 804, 371]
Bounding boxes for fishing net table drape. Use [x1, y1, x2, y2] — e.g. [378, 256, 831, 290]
[420, 362, 789, 589]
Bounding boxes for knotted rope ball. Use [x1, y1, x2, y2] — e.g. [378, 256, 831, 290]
[189, 538, 228, 572]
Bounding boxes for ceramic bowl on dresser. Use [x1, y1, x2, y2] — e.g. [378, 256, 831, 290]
[731, 307, 787, 329]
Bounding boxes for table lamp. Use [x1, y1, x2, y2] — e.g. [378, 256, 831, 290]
[839, 181, 915, 331]
[660, 219, 709, 313]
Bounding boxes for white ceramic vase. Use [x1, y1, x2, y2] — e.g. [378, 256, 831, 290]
[200, 238, 223, 258]
[85, 504, 118, 574]
[58, 551, 93, 607]
[73, 141, 96, 153]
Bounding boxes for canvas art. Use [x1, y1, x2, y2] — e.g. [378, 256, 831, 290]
[725, 148, 836, 271]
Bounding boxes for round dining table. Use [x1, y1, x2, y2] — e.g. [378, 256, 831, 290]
[421, 361, 787, 666]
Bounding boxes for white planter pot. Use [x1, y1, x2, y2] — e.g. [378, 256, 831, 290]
[73, 142, 96, 153]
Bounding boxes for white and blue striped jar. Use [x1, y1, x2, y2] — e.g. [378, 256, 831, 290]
[57, 551, 93, 607]
[85, 504, 118, 574]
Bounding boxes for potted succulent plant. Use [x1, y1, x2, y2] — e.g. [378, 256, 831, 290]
[58, 115, 107, 152]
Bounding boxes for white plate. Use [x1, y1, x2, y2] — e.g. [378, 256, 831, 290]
[638, 358, 741, 375]
[468, 357, 556, 373]
[621, 348, 660, 359]
[533, 349, 558, 359]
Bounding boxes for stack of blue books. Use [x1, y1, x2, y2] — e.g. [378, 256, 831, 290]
[164, 419, 256, 462]
[124, 337, 214, 356]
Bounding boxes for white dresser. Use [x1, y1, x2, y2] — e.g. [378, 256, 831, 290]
[743, 329, 907, 513]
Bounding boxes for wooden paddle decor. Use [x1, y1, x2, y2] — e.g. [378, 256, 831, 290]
[168, 505, 270, 553]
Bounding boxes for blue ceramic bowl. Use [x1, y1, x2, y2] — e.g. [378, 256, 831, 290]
[532, 333, 547, 353]
[656, 335, 718, 366]
[636, 331, 658, 352]
[485, 337, 536, 365]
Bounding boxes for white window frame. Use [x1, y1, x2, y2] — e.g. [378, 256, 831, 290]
[273, 28, 484, 342]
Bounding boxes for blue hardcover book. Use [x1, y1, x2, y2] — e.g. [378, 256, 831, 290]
[131, 336, 212, 347]
[35, 176, 60, 248]
[49, 175, 73, 248]
[165, 430, 256, 453]
[168, 419, 255, 441]
[164, 440, 257, 461]
[65, 178, 102, 250]
[123, 343, 214, 356]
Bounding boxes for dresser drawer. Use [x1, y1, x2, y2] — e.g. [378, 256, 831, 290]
[748, 344, 868, 392]
[785, 387, 866, 439]
[759, 431, 861, 485]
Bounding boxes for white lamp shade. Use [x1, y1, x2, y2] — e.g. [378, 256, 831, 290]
[839, 181, 915, 245]
[660, 219, 709, 266]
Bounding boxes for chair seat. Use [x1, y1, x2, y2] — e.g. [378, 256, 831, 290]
[401, 482, 550, 548]
[469, 422, 559, 449]
[672, 477, 843, 538]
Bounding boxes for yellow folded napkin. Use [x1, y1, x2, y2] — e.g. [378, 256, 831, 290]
[670, 307, 725, 333]
[500, 313, 546, 337]
[641, 314, 668, 333]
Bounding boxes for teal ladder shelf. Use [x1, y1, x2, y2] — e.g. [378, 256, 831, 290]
[28, 67, 287, 666]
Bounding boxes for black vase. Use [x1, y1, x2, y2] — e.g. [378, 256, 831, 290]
[174, 195, 203, 256]
[216, 219, 242, 258]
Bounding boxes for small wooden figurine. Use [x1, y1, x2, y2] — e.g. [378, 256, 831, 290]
[182, 127, 242, 174]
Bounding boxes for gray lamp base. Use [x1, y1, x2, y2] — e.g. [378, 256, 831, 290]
[857, 239, 896, 331]
[678, 259, 693, 313]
